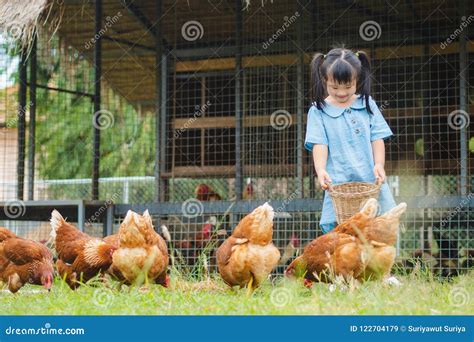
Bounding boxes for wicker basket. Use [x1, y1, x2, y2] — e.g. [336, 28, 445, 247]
[327, 181, 381, 224]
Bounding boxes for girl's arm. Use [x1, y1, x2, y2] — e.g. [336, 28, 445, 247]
[371, 139, 386, 182]
[313, 145, 332, 189]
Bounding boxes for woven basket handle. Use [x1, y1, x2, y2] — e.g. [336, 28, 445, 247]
[326, 180, 381, 191]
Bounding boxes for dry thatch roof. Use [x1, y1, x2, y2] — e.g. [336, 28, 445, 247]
[0, 0, 64, 50]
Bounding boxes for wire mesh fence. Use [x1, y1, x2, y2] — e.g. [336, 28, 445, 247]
[0, 0, 472, 278]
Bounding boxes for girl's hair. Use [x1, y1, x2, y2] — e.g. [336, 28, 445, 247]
[310, 48, 372, 114]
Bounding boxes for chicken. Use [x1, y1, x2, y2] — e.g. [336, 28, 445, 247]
[400, 248, 438, 274]
[285, 232, 369, 285]
[398, 226, 438, 272]
[278, 234, 302, 273]
[334, 199, 407, 247]
[357, 201, 407, 280]
[176, 216, 219, 267]
[432, 229, 459, 277]
[461, 249, 474, 270]
[0, 227, 16, 241]
[50, 210, 117, 289]
[285, 199, 407, 285]
[331, 198, 378, 238]
[194, 216, 217, 250]
[109, 210, 169, 287]
[103, 233, 119, 249]
[216, 202, 280, 294]
[400, 227, 462, 277]
[0, 227, 54, 293]
[195, 183, 222, 201]
[242, 178, 255, 200]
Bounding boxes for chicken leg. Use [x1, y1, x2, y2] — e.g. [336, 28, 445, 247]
[246, 276, 254, 297]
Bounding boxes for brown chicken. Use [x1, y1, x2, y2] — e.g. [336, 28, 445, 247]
[0, 227, 54, 293]
[109, 210, 169, 287]
[216, 202, 280, 294]
[285, 232, 369, 285]
[0, 228, 16, 241]
[286, 199, 407, 285]
[50, 210, 117, 289]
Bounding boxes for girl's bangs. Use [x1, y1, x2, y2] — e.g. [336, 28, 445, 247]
[327, 60, 356, 84]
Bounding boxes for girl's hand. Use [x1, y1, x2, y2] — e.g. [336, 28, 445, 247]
[373, 163, 386, 184]
[317, 169, 332, 190]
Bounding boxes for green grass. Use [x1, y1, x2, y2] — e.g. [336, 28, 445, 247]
[1, 271, 473, 315]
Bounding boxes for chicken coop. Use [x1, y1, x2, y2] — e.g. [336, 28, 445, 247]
[0, 0, 473, 277]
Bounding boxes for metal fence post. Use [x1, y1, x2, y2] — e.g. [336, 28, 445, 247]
[28, 35, 37, 200]
[17, 47, 27, 200]
[160, 53, 168, 203]
[459, 0, 468, 196]
[235, 0, 243, 202]
[92, 0, 102, 200]
[155, 0, 163, 205]
[296, 0, 305, 198]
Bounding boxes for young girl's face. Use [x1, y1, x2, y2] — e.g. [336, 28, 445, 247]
[326, 76, 357, 104]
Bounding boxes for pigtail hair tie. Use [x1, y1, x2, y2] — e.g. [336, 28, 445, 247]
[355, 52, 360, 57]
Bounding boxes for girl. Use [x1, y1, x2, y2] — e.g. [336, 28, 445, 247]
[305, 47, 396, 233]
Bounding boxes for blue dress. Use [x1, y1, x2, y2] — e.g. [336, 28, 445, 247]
[304, 95, 396, 233]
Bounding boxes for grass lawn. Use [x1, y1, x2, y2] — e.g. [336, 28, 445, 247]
[0, 271, 472, 315]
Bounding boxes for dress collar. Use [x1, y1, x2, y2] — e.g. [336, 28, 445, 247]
[320, 95, 366, 118]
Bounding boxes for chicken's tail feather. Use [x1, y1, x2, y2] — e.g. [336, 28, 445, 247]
[384, 202, 407, 219]
[50, 209, 65, 240]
